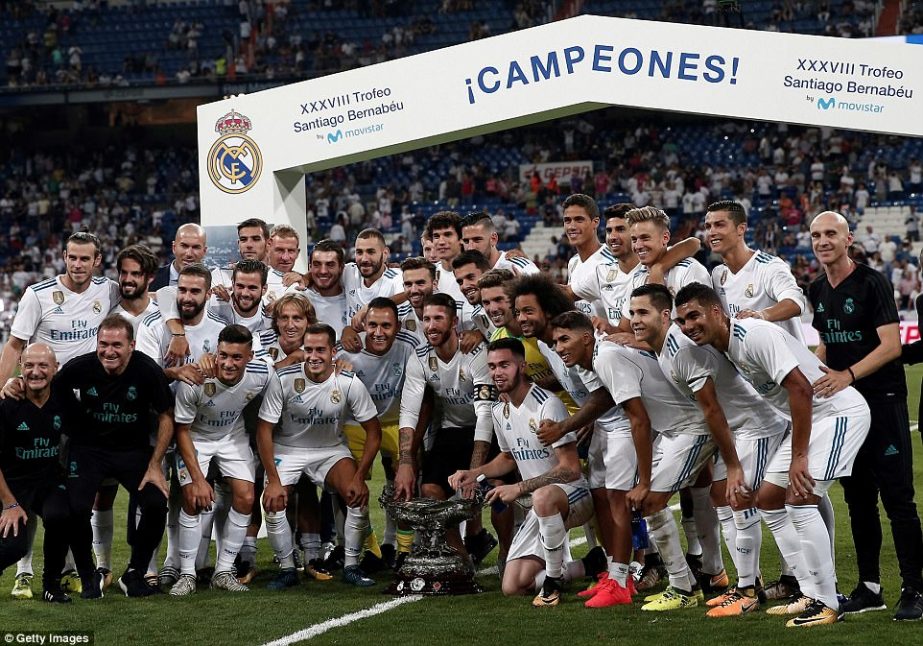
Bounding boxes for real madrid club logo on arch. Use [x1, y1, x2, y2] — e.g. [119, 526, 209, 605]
[208, 109, 262, 194]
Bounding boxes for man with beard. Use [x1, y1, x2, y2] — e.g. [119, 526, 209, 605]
[304, 240, 349, 341]
[397, 257, 436, 346]
[212, 260, 272, 334]
[340, 229, 404, 352]
[0, 232, 118, 598]
[461, 212, 540, 275]
[451, 250, 496, 339]
[338, 298, 420, 568]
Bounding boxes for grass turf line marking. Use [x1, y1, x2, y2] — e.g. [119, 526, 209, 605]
[260, 595, 423, 646]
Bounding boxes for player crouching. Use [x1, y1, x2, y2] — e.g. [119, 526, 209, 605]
[449, 339, 604, 607]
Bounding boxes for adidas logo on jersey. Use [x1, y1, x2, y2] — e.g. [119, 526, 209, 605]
[16, 422, 30, 431]
[52, 306, 64, 314]
[204, 400, 216, 408]
[86, 387, 98, 397]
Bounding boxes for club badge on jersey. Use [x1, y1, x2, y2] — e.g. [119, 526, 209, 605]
[294, 378, 305, 393]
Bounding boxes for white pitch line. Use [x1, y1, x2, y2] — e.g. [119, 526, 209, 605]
[260, 595, 423, 646]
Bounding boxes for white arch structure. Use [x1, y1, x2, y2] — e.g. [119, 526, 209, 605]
[197, 14, 923, 266]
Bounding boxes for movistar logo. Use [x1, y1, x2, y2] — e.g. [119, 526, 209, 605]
[327, 130, 343, 143]
[17, 422, 30, 431]
[817, 97, 836, 110]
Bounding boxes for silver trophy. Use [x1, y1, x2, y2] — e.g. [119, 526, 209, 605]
[380, 485, 485, 595]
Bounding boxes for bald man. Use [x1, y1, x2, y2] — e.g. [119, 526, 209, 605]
[809, 211, 923, 621]
[0, 344, 83, 602]
[150, 224, 208, 291]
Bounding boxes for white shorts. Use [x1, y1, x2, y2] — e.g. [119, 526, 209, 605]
[713, 432, 786, 491]
[271, 444, 354, 488]
[587, 427, 636, 491]
[177, 432, 256, 485]
[508, 482, 594, 562]
[650, 432, 716, 493]
[765, 404, 871, 483]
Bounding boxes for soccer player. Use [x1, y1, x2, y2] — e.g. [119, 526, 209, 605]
[448, 339, 602, 607]
[545, 311, 714, 612]
[706, 200, 807, 342]
[393, 293, 495, 556]
[338, 297, 420, 566]
[0, 344, 77, 603]
[560, 194, 615, 319]
[304, 239, 349, 340]
[212, 260, 272, 333]
[259, 294, 315, 367]
[340, 229, 404, 351]
[461, 212, 540, 275]
[451, 250, 495, 340]
[0, 231, 118, 598]
[256, 324, 382, 588]
[634, 284, 788, 617]
[809, 211, 923, 621]
[169, 325, 271, 596]
[706, 198, 817, 600]
[111, 244, 160, 333]
[424, 211, 467, 305]
[397, 256, 436, 345]
[674, 282, 872, 627]
[267, 224, 301, 276]
[149, 223, 208, 291]
[57, 315, 174, 598]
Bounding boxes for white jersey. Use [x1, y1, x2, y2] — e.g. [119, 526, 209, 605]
[110, 298, 159, 336]
[10, 276, 119, 366]
[211, 300, 273, 334]
[571, 260, 636, 327]
[434, 265, 473, 332]
[304, 289, 349, 341]
[468, 304, 496, 338]
[660, 324, 787, 440]
[258, 367, 377, 450]
[135, 309, 228, 367]
[538, 339, 629, 434]
[494, 251, 540, 276]
[725, 317, 867, 421]
[622, 257, 711, 319]
[174, 360, 272, 440]
[583, 341, 706, 435]
[396, 303, 426, 345]
[493, 385, 583, 483]
[257, 329, 296, 365]
[399, 341, 495, 442]
[568, 245, 616, 318]
[342, 264, 404, 320]
[336, 331, 419, 427]
[712, 250, 807, 343]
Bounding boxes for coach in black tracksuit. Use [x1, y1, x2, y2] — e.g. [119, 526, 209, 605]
[809, 211, 923, 622]
[59, 315, 174, 598]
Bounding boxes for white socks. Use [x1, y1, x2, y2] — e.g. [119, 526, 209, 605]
[91, 509, 114, 570]
[760, 507, 813, 598]
[690, 486, 722, 575]
[299, 532, 322, 563]
[787, 504, 838, 610]
[818, 493, 837, 581]
[216, 508, 251, 574]
[266, 510, 296, 570]
[733, 509, 762, 588]
[178, 510, 201, 577]
[537, 514, 567, 579]
[344, 506, 370, 568]
[716, 505, 738, 577]
[646, 508, 694, 592]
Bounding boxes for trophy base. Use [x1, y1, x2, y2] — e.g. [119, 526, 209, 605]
[387, 551, 482, 596]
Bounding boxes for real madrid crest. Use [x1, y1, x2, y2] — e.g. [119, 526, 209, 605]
[458, 367, 467, 382]
[745, 283, 754, 298]
[331, 389, 342, 404]
[268, 347, 279, 360]
[204, 382, 217, 397]
[208, 109, 263, 194]
[53, 291, 64, 305]
[528, 418, 538, 434]
[92, 300, 102, 314]
[294, 378, 305, 394]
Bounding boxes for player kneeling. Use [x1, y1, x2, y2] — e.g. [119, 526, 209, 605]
[449, 339, 603, 607]
[256, 324, 382, 590]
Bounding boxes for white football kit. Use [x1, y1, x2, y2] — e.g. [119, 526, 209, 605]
[135, 309, 229, 368]
[304, 288, 349, 341]
[621, 257, 711, 319]
[724, 318, 870, 483]
[712, 250, 807, 343]
[568, 245, 616, 319]
[494, 251, 540, 276]
[571, 260, 636, 328]
[342, 264, 404, 321]
[11, 276, 119, 366]
[111, 298, 159, 336]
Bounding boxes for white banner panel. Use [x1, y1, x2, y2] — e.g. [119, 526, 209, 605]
[197, 14, 923, 257]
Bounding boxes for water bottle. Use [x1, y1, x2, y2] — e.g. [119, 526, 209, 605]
[476, 474, 508, 513]
[631, 511, 649, 550]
